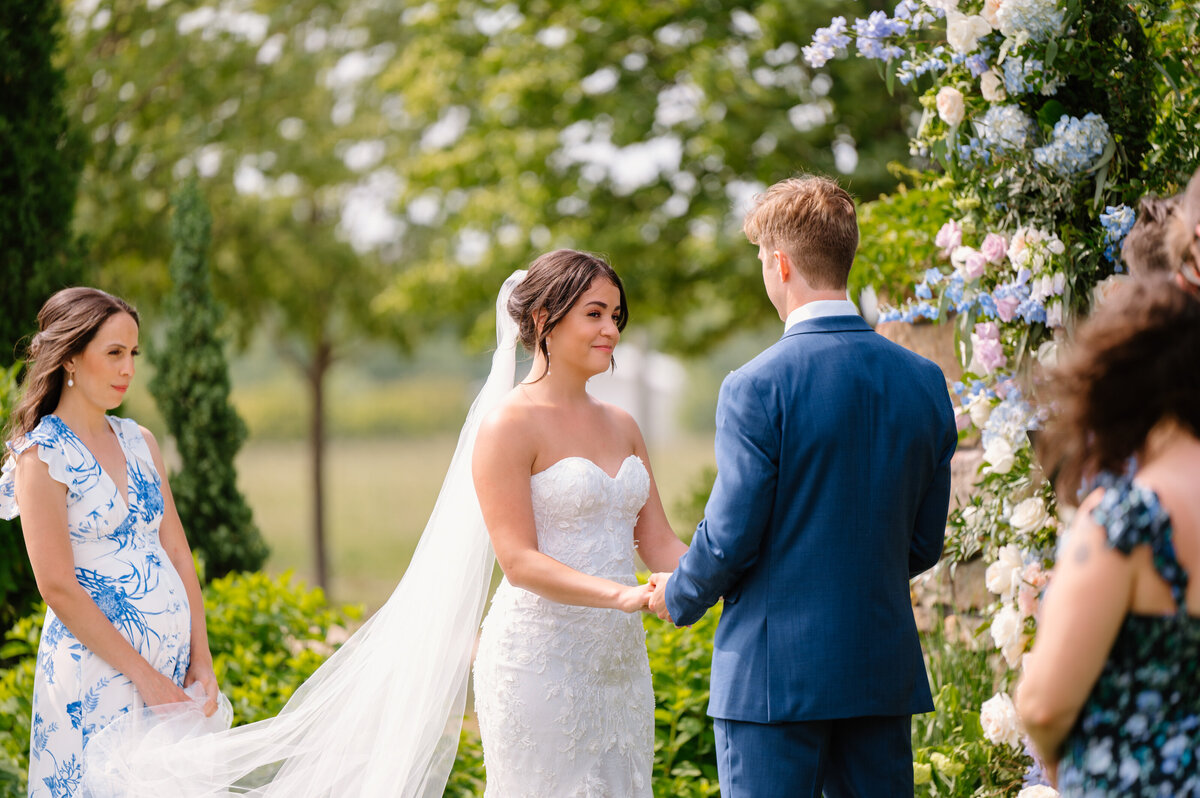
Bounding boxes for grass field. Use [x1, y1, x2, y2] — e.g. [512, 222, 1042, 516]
[236, 434, 718, 611]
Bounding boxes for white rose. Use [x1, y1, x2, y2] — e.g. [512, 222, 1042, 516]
[1017, 786, 1060, 798]
[985, 544, 1024, 598]
[1036, 339, 1058, 368]
[1009, 497, 1049, 537]
[980, 691, 1023, 749]
[936, 86, 966, 126]
[946, 11, 993, 53]
[980, 69, 1007, 102]
[991, 605, 1029, 666]
[925, 0, 960, 12]
[1047, 237, 1065, 255]
[982, 0, 1003, 28]
[968, 393, 993, 428]
[983, 437, 1016, 475]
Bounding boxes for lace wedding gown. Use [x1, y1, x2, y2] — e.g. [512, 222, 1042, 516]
[473, 454, 655, 798]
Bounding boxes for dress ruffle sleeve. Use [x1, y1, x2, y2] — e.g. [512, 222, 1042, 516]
[0, 418, 70, 521]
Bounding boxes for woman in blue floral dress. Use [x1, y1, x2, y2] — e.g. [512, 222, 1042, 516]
[0, 288, 218, 798]
[1018, 278, 1200, 795]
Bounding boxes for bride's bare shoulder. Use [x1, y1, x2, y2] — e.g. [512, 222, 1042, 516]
[476, 390, 542, 444]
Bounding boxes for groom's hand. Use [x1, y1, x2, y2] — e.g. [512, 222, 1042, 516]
[648, 572, 674, 623]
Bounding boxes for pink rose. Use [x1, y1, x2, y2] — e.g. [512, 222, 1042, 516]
[981, 233, 1008, 263]
[972, 322, 1006, 373]
[964, 251, 988, 280]
[935, 220, 962, 256]
[974, 321, 1000, 341]
[995, 294, 1020, 322]
[955, 407, 972, 432]
[1018, 585, 1039, 618]
[1023, 562, 1048, 589]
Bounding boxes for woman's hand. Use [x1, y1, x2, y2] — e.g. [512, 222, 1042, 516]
[135, 669, 191, 711]
[185, 660, 220, 718]
[615, 582, 653, 613]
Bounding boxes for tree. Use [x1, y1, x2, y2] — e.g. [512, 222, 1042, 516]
[59, 0, 912, 587]
[61, 0, 405, 589]
[369, 0, 917, 352]
[149, 180, 269, 579]
[0, 0, 86, 629]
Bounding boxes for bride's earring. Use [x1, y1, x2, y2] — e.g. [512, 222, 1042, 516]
[66, 371, 74, 388]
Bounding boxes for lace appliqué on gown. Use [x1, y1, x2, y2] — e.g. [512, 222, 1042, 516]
[473, 455, 654, 798]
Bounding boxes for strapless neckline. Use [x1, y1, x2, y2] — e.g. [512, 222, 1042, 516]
[532, 454, 643, 482]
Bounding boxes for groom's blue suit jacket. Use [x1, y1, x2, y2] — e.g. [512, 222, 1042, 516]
[665, 314, 957, 723]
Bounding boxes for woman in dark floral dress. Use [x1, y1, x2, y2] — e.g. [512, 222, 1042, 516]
[1018, 277, 1200, 796]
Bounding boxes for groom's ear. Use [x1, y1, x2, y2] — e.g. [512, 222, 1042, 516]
[774, 249, 793, 282]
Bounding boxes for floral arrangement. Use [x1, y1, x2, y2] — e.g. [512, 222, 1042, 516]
[803, 0, 1191, 793]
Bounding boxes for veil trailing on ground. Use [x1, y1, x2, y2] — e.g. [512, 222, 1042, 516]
[83, 270, 527, 798]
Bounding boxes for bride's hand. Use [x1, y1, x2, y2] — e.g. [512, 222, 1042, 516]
[615, 582, 653, 613]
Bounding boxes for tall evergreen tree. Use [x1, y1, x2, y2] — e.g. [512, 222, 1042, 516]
[150, 181, 268, 578]
[0, 0, 86, 628]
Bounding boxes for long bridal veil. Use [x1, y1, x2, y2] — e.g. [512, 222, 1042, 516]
[83, 270, 526, 798]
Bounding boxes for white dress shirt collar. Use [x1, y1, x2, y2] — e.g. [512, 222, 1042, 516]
[784, 299, 861, 332]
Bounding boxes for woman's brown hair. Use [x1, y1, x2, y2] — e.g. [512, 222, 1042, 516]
[1039, 277, 1200, 502]
[507, 249, 627, 382]
[4, 287, 139, 446]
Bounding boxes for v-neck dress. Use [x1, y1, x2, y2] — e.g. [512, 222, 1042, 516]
[0, 414, 191, 798]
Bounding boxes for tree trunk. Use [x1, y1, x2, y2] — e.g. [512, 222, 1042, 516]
[308, 339, 333, 590]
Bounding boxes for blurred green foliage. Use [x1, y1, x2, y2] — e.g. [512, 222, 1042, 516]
[150, 181, 268, 578]
[854, 172, 956, 302]
[0, 0, 86, 634]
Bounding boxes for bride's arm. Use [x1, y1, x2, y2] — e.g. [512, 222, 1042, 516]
[472, 407, 652, 613]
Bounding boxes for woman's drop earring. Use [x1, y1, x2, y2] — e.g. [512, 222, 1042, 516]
[67, 373, 74, 388]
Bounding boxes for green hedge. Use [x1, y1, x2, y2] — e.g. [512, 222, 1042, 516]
[0, 574, 1012, 797]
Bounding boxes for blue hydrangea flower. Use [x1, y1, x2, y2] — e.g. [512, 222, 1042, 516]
[1033, 113, 1110, 177]
[1100, 203, 1136, 264]
[977, 105, 1036, 154]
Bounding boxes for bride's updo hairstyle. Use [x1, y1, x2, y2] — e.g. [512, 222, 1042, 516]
[508, 249, 628, 381]
[1038, 277, 1200, 502]
[4, 287, 139, 446]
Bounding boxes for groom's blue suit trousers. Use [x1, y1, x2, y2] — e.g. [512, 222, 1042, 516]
[714, 715, 913, 798]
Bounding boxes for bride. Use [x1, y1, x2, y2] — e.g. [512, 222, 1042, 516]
[82, 251, 688, 797]
[472, 249, 688, 795]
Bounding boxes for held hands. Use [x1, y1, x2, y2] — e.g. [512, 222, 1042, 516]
[617, 582, 654, 613]
[647, 573, 674, 623]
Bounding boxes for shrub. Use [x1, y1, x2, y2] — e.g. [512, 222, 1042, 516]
[149, 181, 269, 578]
[202, 570, 362, 724]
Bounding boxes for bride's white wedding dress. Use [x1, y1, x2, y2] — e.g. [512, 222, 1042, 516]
[474, 455, 654, 797]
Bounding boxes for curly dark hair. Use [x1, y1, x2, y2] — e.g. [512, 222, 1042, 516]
[507, 249, 627, 382]
[1039, 277, 1200, 502]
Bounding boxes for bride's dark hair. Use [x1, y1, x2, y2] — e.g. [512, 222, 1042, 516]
[4, 287, 139, 447]
[507, 249, 628, 381]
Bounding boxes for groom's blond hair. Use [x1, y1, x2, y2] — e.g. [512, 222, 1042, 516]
[743, 176, 859, 290]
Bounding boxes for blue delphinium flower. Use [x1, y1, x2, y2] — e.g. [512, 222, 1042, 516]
[803, 17, 851, 68]
[854, 11, 906, 61]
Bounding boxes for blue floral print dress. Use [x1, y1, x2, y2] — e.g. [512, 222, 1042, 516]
[1058, 473, 1200, 797]
[0, 415, 191, 798]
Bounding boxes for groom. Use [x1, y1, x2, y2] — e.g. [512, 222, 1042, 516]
[649, 175, 956, 797]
